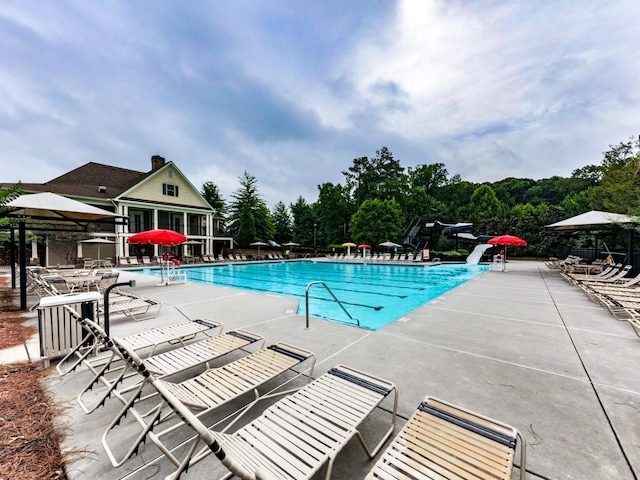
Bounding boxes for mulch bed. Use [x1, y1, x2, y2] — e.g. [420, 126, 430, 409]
[0, 276, 69, 479]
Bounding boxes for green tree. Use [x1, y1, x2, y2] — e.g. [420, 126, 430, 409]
[201, 181, 227, 230]
[469, 185, 502, 223]
[491, 178, 535, 207]
[272, 201, 292, 243]
[524, 176, 586, 206]
[0, 183, 23, 247]
[349, 198, 404, 246]
[509, 203, 549, 256]
[200, 181, 228, 230]
[571, 165, 603, 186]
[560, 191, 591, 217]
[468, 184, 506, 236]
[228, 172, 274, 246]
[342, 147, 404, 206]
[315, 182, 351, 246]
[408, 163, 449, 196]
[236, 206, 256, 247]
[435, 179, 477, 221]
[0, 183, 23, 227]
[290, 196, 316, 247]
[586, 138, 640, 215]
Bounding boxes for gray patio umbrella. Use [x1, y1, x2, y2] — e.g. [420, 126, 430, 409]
[379, 241, 401, 249]
[250, 241, 269, 257]
[81, 237, 115, 261]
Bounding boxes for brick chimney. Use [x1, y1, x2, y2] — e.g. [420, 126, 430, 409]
[151, 155, 166, 171]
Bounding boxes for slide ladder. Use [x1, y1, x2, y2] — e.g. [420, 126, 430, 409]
[466, 244, 493, 264]
[403, 221, 422, 248]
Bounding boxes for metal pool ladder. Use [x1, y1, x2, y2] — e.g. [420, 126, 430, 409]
[304, 281, 359, 329]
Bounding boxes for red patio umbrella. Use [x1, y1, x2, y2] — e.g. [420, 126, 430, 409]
[487, 235, 527, 271]
[127, 229, 187, 246]
[128, 229, 187, 284]
[358, 244, 371, 259]
[488, 235, 527, 247]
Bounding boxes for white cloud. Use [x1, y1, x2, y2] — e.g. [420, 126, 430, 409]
[1, 0, 640, 207]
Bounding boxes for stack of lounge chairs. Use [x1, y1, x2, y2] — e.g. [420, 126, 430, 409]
[549, 258, 640, 338]
[27, 266, 163, 321]
[99, 289, 163, 321]
[56, 308, 528, 480]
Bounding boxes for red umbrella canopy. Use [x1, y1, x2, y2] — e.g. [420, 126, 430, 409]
[488, 235, 527, 247]
[358, 244, 371, 249]
[127, 229, 187, 246]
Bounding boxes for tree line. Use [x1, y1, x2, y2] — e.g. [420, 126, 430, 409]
[204, 138, 640, 257]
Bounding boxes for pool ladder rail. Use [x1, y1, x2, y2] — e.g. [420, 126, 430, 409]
[304, 281, 359, 329]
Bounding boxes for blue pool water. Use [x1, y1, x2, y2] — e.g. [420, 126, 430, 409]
[138, 261, 488, 330]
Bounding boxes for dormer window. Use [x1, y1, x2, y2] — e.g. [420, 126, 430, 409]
[98, 185, 107, 193]
[163, 183, 179, 197]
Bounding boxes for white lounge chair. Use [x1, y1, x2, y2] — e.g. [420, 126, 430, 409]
[366, 396, 526, 480]
[147, 363, 398, 479]
[99, 291, 163, 321]
[91, 272, 120, 294]
[74, 317, 264, 416]
[100, 328, 316, 472]
[56, 317, 224, 378]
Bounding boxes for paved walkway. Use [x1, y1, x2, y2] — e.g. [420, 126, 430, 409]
[6, 260, 640, 479]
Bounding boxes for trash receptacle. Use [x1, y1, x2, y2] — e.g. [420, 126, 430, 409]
[37, 292, 100, 367]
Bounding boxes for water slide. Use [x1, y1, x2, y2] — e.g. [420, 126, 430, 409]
[466, 244, 493, 264]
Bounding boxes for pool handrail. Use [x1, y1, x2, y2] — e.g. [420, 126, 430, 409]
[305, 281, 359, 329]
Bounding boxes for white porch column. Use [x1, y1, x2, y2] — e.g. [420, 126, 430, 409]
[153, 208, 159, 257]
[183, 211, 188, 256]
[207, 214, 213, 254]
[45, 235, 50, 267]
[122, 205, 129, 257]
[31, 238, 38, 260]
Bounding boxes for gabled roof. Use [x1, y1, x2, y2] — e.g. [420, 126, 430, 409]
[50, 162, 148, 197]
[3, 159, 215, 213]
[13, 162, 148, 199]
[117, 160, 214, 211]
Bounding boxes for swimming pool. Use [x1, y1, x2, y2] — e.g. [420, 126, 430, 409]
[139, 261, 488, 329]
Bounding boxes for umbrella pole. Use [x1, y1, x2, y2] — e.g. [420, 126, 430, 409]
[503, 246, 507, 272]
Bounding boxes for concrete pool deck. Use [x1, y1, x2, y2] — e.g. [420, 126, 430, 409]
[11, 260, 640, 479]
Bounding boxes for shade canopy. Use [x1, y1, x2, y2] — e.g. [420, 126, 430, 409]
[128, 229, 186, 246]
[3, 192, 127, 310]
[5, 192, 125, 227]
[488, 235, 527, 247]
[282, 241, 300, 247]
[249, 241, 269, 246]
[379, 241, 401, 248]
[545, 210, 636, 232]
[358, 244, 371, 249]
[342, 242, 357, 247]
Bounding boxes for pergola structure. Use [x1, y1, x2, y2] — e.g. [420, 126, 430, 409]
[2, 192, 126, 309]
[545, 210, 638, 267]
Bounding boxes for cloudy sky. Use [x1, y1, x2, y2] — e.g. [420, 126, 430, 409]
[2, 1, 639, 207]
